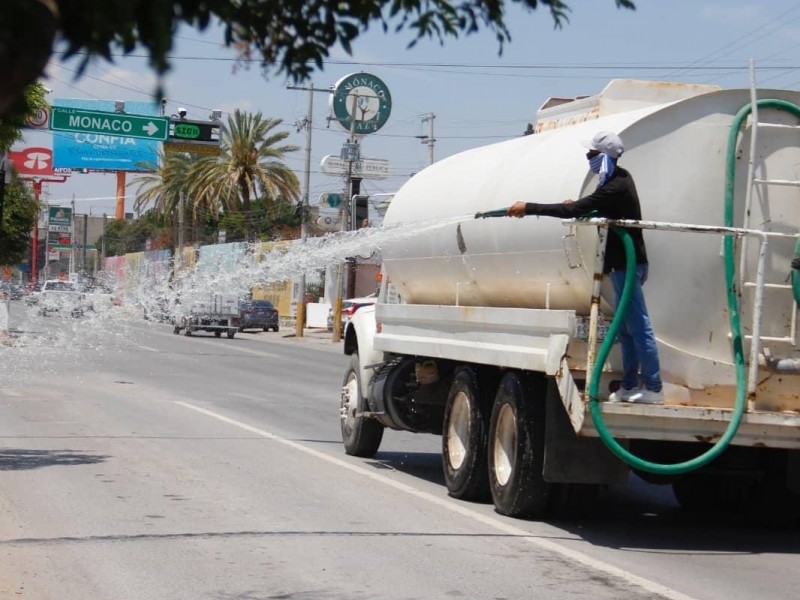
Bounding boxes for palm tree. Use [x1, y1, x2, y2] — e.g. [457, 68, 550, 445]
[190, 110, 301, 236]
[133, 150, 196, 223]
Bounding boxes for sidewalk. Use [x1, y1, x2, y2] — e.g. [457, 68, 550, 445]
[272, 327, 343, 353]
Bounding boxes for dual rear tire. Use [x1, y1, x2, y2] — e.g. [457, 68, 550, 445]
[442, 369, 551, 517]
[442, 368, 491, 501]
[488, 372, 551, 518]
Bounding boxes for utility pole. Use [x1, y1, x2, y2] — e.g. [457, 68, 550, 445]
[336, 95, 363, 338]
[31, 181, 42, 285]
[290, 86, 313, 337]
[69, 194, 76, 276]
[286, 82, 332, 337]
[418, 112, 436, 165]
[101, 213, 107, 269]
[44, 205, 49, 282]
[176, 191, 185, 274]
[81, 213, 88, 276]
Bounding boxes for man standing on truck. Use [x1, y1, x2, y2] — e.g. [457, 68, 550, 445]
[507, 131, 663, 404]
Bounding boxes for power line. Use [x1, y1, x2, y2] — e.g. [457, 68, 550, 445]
[663, 4, 800, 79]
[64, 51, 800, 71]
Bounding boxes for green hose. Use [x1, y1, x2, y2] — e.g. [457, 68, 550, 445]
[792, 237, 800, 305]
[589, 97, 800, 474]
[587, 228, 746, 475]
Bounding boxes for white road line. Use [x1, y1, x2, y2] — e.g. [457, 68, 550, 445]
[176, 400, 699, 600]
[227, 392, 272, 402]
[136, 344, 160, 352]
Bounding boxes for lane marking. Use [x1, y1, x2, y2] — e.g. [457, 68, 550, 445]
[228, 392, 268, 402]
[176, 400, 699, 600]
[136, 344, 160, 352]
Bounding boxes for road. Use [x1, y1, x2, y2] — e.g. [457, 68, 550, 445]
[0, 304, 797, 600]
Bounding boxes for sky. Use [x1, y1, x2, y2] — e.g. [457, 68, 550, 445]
[16, 0, 800, 221]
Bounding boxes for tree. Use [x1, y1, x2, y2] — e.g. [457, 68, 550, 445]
[0, 180, 40, 265]
[186, 110, 300, 237]
[0, 0, 636, 118]
[95, 216, 163, 257]
[0, 1, 57, 117]
[0, 83, 49, 153]
[133, 111, 300, 241]
[219, 196, 302, 243]
[133, 150, 198, 224]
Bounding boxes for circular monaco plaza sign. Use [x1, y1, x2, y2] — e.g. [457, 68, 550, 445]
[331, 72, 392, 135]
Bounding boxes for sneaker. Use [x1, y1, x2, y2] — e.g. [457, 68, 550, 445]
[607, 386, 638, 403]
[628, 388, 664, 404]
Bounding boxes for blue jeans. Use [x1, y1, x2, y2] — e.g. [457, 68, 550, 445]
[609, 264, 662, 392]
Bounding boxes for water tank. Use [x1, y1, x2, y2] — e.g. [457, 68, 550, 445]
[381, 81, 800, 388]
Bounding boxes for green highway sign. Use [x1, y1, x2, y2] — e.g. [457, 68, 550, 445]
[174, 123, 201, 139]
[168, 118, 221, 144]
[50, 107, 169, 141]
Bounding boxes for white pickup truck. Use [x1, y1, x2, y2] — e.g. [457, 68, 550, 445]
[38, 280, 86, 317]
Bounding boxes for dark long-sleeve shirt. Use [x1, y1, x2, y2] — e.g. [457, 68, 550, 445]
[523, 167, 648, 273]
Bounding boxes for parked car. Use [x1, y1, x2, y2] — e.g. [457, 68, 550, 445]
[239, 299, 279, 332]
[326, 294, 377, 332]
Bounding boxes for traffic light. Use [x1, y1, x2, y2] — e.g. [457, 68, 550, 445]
[354, 196, 369, 229]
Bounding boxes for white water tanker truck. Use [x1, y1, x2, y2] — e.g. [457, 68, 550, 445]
[339, 79, 800, 522]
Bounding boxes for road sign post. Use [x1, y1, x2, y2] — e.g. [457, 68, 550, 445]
[320, 155, 391, 180]
[50, 107, 169, 141]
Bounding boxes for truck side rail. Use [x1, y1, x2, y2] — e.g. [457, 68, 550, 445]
[570, 217, 798, 408]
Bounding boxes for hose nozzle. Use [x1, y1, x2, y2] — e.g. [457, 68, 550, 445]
[474, 208, 509, 219]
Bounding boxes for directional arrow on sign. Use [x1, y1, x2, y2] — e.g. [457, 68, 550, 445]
[143, 122, 160, 137]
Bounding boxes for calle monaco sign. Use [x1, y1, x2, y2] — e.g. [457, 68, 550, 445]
[50, 107, 169, 141]
[320, 155, 391, 180]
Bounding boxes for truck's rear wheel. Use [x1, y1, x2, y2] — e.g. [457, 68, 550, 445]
[442, 367, 490, 500]
[341, 353, 384, 457]
[488, 372, 551, 518]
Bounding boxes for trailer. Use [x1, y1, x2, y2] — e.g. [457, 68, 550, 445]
[338, 79, 800, 523]
[172, 293, 240, 338]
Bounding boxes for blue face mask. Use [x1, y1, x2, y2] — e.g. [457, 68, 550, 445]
[588, 154, 603, 173]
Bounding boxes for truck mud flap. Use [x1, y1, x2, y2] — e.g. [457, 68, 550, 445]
[543, 383, 629, 485]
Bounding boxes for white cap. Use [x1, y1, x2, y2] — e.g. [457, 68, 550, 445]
[581, 131, 624, 158]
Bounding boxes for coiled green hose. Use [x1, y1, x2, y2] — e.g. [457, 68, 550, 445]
[589, 97, 800, 474]
[587, 227, 746, 475]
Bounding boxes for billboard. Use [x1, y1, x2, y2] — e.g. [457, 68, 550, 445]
[48, 206, 72, 248]
[52, 99, 160, 172]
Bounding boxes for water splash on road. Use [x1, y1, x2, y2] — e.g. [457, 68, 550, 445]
[0, 214, 473, 384]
